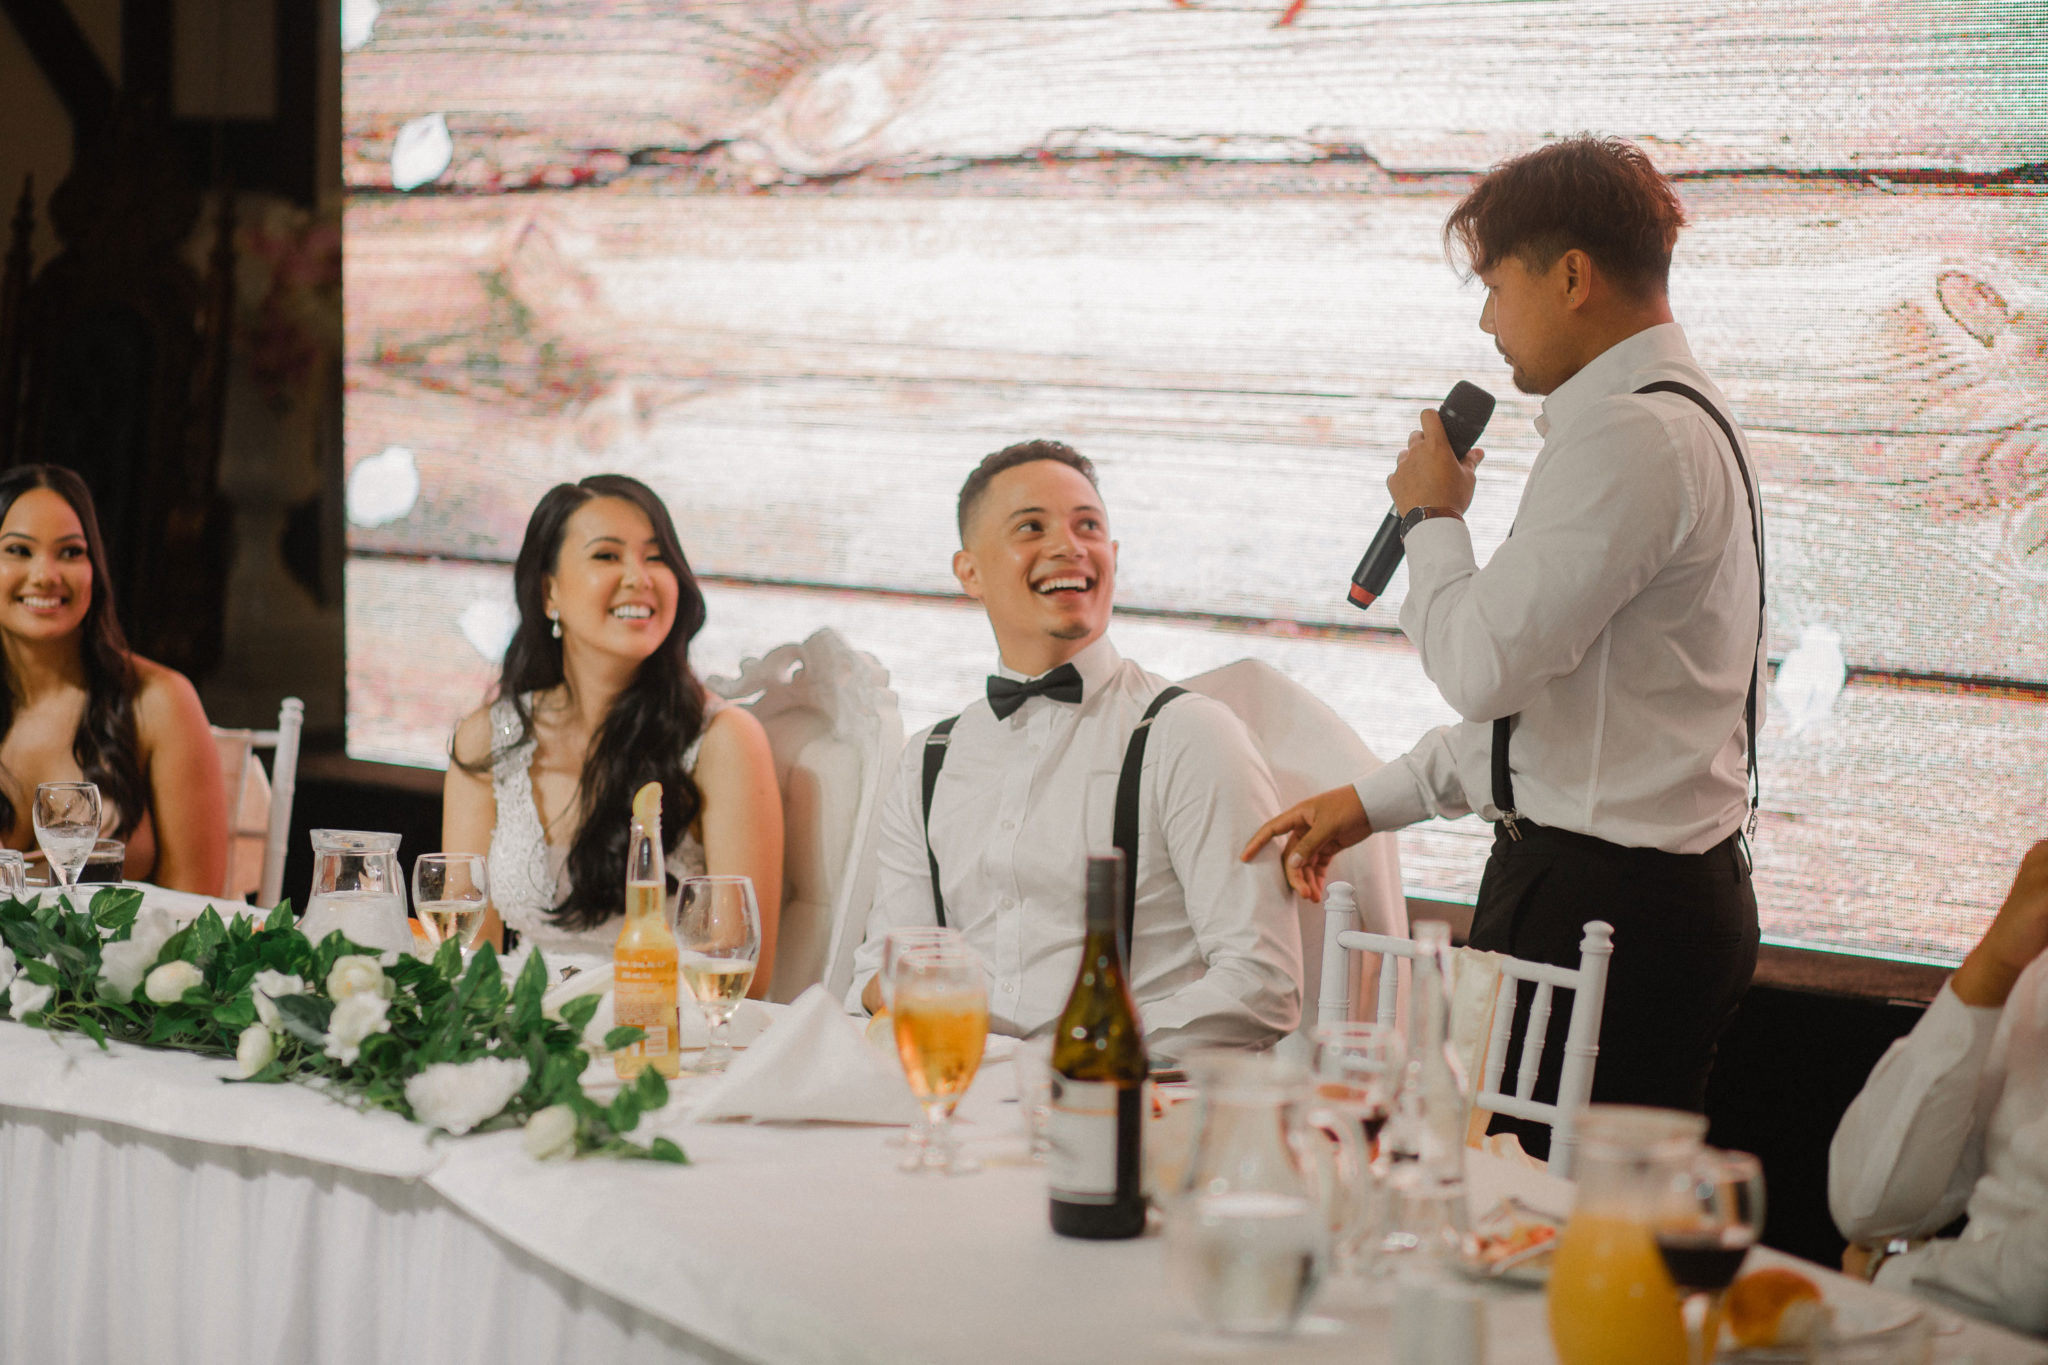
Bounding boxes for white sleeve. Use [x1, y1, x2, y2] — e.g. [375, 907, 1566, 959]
[1828, 984, 2005, 1242]
[1352, 719, 1488, 834]
[1874, 1209, 2048, 1338]
[844, 730, 942, 1015]
[1137, 698, 1304, 1061]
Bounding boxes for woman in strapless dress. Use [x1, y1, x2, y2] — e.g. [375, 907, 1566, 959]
[441, 474, 784, 994]
[0, 465, 228, 893]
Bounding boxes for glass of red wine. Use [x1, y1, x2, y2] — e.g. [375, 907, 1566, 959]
[1311, 1020, 1406, 1273]
[1655, 1148, 1766, 1364]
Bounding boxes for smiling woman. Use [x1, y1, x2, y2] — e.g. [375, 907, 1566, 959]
[0, 466, 230, 894]
[440, 474, 784, 993]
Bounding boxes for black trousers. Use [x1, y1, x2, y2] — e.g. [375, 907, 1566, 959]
[1468, 822, 1759, 1159]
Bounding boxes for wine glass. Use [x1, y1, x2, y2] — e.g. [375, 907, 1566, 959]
[879, 926, 963, 1155]
[890, 941, 989, 1176]
[1312, 1020, 1407, 1272]
[412, 853, 490, 963]
[1654, 1147, 1766, 1365]
[33, 782, 101, 899]
[675, 875, 761, 1073]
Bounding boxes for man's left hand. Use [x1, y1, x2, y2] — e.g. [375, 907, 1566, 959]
[1388, 408, 1484, 516]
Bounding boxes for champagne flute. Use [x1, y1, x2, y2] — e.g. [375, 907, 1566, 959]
[1654, 1148, 1766, 1365]
[33, 782, 101, 899]
[675, 875, 761, 1073]
[1312, 1020, 1407, 1272]
[879, 926, 963, 1154]
[412, 853, 491, 963]
[890, 941, 989, 1176]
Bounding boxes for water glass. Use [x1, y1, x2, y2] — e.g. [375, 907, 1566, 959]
[1313, 1020, 1406, 1270]
[32, 781, 101, 894]
[79, 839, 126, 885]
[412, 853, 491, 962]
[0, 849, 27, 901]
[675, 875, 761, 1073]
[890, 941, 988, 1176]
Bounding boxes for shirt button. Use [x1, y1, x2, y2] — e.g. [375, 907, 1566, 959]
[1001, 897, 1015, 909]
[1001, 820, 1016, 831]
[1002, 982, 1015, 994]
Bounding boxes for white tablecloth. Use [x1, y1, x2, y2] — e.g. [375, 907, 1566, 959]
[2, 1018, 2043, 1365]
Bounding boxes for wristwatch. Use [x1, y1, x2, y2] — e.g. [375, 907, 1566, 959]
[1399, 505, 1463, 540]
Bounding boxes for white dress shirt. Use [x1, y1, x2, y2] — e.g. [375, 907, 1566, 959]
[1829, 956, 2048, 1337]
[850, 635, 1303, 1061]
[1354, 323, 1766, 854]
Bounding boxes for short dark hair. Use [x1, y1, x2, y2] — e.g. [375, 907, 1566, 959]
[956, 439, 1099, 541]
[1445, 135, 1688, 298]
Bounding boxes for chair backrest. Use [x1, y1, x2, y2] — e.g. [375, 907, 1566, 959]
[209, 697, 304, 907]
[1177, 660, 1407, 1035]
[707, 630, 902, 1004]
[1320, 882, 1614, 1178]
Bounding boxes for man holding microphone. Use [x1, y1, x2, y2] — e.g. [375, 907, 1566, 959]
[1245, 135, 1766, 1133]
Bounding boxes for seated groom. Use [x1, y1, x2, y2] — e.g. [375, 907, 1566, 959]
[850, 440, 1302, 1060]
[1828, 840, 2048, 1337]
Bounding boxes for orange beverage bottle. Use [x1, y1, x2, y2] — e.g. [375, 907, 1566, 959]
[614, 782, 679, 1080]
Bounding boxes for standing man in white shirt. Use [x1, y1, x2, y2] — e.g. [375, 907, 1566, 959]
[851, 440, 1302, 1061]
[1245, 136, 1767, 1134]
[1830, 841, 2048, 1338]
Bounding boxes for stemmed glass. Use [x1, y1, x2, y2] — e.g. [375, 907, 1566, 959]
[33, 782, 101, 901]
[1312, 1020, 1407, 1272]
[413, 853, 491, 963]
[675, 875, 761, 1073]
[879, 926, 963, 1156]
[1654, 1148, 1766, 1365]
[890, 941, 988, 1176]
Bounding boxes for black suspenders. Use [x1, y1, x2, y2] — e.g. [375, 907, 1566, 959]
[921, 686, 1188, 961]
[1492, 380, 1766, 841]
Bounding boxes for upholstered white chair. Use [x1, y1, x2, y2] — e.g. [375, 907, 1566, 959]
[210, 697, 304, 907]
[708, 630, 902, 1004]
[1318, 881, 1614, 1178]
[1178, 659, 1408, 1038]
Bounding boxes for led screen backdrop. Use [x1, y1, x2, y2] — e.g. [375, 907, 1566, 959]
[343, 0, 2048, 964]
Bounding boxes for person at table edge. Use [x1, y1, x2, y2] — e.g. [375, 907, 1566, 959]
[1829, 840, 2048, 1339]
[1246, 135, 1766, 1130]
[849, 440, 1302, 1060]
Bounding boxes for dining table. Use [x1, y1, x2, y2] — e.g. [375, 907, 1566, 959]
[2, 886, 2043, 1365]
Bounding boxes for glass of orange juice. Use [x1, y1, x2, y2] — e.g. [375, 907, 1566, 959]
[1548, 1105, 1708, 1365]
[890, 942, 989, 1175]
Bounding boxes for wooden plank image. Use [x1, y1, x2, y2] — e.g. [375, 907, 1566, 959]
[342, 1, 2048, 188]
[348, 556, 2046, 963]
[344, 182, 2048, 683]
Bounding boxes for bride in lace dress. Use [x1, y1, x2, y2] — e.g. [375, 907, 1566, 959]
[440, 476, 783, 990]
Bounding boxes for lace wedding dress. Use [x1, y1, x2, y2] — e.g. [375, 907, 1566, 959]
[486, 694, 721, 959]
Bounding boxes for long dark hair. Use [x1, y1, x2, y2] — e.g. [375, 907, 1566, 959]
[0, 465, 147, 838]
[467, 474, 709, 930]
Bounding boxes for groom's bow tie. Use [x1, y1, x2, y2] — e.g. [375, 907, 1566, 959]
[985, 663, 1084, 720]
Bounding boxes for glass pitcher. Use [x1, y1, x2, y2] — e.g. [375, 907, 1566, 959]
[1163, 1049, 1370, 1336]
[1548, 1105, 1708, 1365]
[298, 830, 411, 954]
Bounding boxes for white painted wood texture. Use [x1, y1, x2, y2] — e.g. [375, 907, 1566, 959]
[350, 556, 2041, 963]
[344, 183, 2048, 682]
[341, 1, 2048, 185]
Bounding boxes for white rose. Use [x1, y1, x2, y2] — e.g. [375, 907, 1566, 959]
[326, 955, 391, 1002]
[236, 1024, 278, 1078]
[97, 906, 179, 1002]
[403, 1056, 531, 1135]
[0, 942, 16, 993]
[144, 959, 206, 1005]
[322, 992, 392, 1065]
[251, 970, 305, 1029]
[7, 964, 54, 1020]
[522, 1103, 579, 1160]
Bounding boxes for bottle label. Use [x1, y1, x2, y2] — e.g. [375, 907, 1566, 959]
[1047, 1078, 1124, 1204]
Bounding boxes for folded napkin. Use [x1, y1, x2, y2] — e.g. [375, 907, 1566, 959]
[688, 985, 921, 1125]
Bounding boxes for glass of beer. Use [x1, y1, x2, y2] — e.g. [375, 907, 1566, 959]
[890, 941, 988, 1176]
[675, 875, 761, 1073]
[412, 853, 491, 962]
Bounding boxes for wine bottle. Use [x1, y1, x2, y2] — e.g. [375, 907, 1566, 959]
[613, 781, 680, 1080]
[1048, 851, 1148, 1240]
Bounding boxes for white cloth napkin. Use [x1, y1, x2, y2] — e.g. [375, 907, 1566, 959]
[687, 986, 920, 1125]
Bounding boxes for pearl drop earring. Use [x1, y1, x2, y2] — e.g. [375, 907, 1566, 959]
[549, 613, 562, 640]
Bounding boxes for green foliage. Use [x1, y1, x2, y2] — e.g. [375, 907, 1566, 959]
[0, 889, 684, 1164]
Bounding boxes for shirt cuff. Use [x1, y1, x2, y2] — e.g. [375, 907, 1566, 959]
[1923, 979, 2005, 1059]
[1399, 511, 1476, 576]
[1355, 760, 1429, 837]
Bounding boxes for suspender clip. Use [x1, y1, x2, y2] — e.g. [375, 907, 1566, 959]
[1499, 809, 1523, 842]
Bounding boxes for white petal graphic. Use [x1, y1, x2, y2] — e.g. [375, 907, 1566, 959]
[391, 113, 453, 192]
[1774, 625, 1847, 736]
[458, 599, 521, 665]
[340, 0, 381, 52]
[346, 446, 420, 528]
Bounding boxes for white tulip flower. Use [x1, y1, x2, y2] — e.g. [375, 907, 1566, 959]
[523, 1103, 579, 1161]
[323, 992, 393, 1065]
[326, 955, 391, 1003]
[144, 960, 206, 1005]
[97, 907, 179, 1002]
[236, 1024, 278, 1078]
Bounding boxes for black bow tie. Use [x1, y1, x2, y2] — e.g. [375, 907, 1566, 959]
[986, 663, 1084, 720]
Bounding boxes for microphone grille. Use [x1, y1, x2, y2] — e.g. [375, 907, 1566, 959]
[1440, 381, 1497, 456]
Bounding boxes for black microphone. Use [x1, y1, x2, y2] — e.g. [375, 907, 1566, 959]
[1346, 381, 1496, 610]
